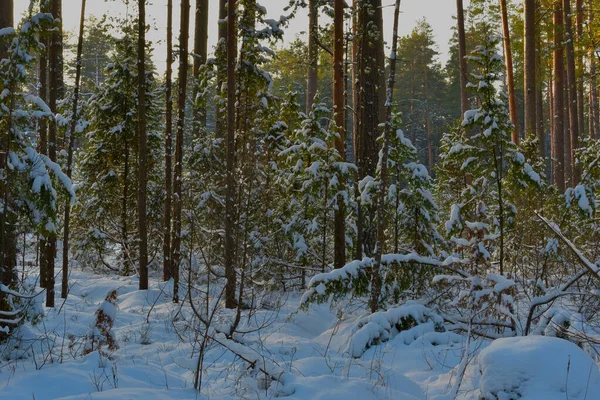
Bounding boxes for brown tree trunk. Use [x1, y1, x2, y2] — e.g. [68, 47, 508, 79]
[172, 0, 190, 303]
[575, 0, 585, 138]
[333, 0, 346, 269]
[38, 0, 49, 291]
[307, 0, 318, 113]
[524, 0, 536, 140]
[425, 68, 433, 173]
[355, 0, 384, 259]
[193, 0, 208, 134]
[224, 0, 237, 309]
[0, 0, 17, 295]
[137, 0, 149, 291]
[589, 6, 600, 139]
[564, 0, 579, 185]
[456, 0, 469, 116]
[46, 0, 63, 308]
[535, 1, 545, 158]
[553, 0, 565, 192]
[500, 0, 519, 143]
[163, 0, 173, 282]
[372, 0, 401, 314]
[61, 0, 86, 299]
[215, 0, 227, 139]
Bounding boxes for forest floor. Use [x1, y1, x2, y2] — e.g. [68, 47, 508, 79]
[1, 268, 599, 399]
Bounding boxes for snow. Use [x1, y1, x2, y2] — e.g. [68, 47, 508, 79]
[479, 336, 600, 400]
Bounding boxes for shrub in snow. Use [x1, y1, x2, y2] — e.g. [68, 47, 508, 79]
[83, 290, 119, 357]
[479, 336, 600, 400]
[347, 302, 449, 358]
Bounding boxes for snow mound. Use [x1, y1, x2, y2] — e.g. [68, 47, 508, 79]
[479, 336, 600, 400]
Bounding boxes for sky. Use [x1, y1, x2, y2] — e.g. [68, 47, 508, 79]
[14, 0, 471, 73]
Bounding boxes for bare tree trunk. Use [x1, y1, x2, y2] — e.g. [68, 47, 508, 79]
[61, 0, 86, 299]
[333, 0, 346, 269]
[535, 1, 545, 158]
[456, 0, 469, 116]
[524, 0, 536, 140]
[564, 0, 579, 185]
[352, 0, 361, 260]
[425, 68, 433, 173]
[372, 0, 401, 314]
[575, 0, 584, 138]
[589, 6, 600, 139]
[307, 0, 318, 113]
[163, 0, 173, 282]
[224, 0, 237, 309]
[192, 0, 208, 134]
[355, 0, 384, 259]
[0, 0, 16, 297]
[172, 0, 190, 303]
[553, 0, 565, 192]
[137, 0, 149, 291]
[46, 0, 63, 308]
[215, 0, 227, 139]
[500, 0, 519, 143]
[38, 0, 49, 292]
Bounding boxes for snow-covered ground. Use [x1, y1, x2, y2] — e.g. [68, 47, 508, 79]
[1, 269, 599, 399]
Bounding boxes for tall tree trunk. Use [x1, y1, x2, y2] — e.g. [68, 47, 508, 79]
[589, 6, 600, 139]
[163, 0, 173, 282]
[224, 0, 237, 309]
[333, 0, 346, 269]
[553, 0, 565, 192]
[46, 0, 63, 308]
[372, 0, 401, 314]
[535, 0, 545, 158]
[307, 0, 318, 113]
[456, 0, 469, 116]
[192, 0, 208, 135]
[38, 0, 49, 292]
[564, 0, 579, 185]
[524, 0, 536, 140]
[61, 0, 86, 299]
[172, 0, 190, 303]
[500, 0, 519, 143]
[215, 0, 227, 139]
[355, 0, 384, 259]
[0, 0, 17, 299]
[352, 0, 361, 260]
[137, 0, 149, 291]
[575, 0, 585, 138]
[425, 68, 433, 173]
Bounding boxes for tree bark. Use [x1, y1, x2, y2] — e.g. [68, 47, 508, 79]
[355, 0, 384, 259]
[224, 0, 237, 309]
[61, 0, 86, 299]
[192, 0, 208, 134]
[589, 6, 600, 139]
[552, 0, 565, 192]
[163, 0, 173, 282]
[456, 0, 469, 116]
[563, 0, 578, 186]
[524, 0, 536, 141]
[499, 0, 519, 143]
[372, 0, 401, 314]
[535, 0, 545, 158]
[307, 0, 318, 113]
[575, 0, 584, 138]
[46, 0, 63, 308]
[0, 0, 16, 296]
[172, 0, 190, 303]
[137, 0, 149, 291]
[333, 0, 346, 269]
[38, 0, 49, 292]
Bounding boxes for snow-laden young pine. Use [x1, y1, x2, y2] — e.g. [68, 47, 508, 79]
[0, 10, 74, 336]
[72, 20, 164, 275]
